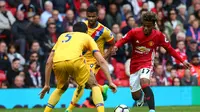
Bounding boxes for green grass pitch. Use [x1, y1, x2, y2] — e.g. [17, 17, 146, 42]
[0, 106, 200, 112]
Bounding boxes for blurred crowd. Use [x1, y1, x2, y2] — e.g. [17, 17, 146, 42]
[0, 0, 200, 88]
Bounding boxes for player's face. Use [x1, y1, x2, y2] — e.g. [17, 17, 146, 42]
[87, 12, 98, 26]
[143, 21, 154, 36]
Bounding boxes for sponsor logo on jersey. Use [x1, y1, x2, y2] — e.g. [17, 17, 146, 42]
[135, 46, 151, 54]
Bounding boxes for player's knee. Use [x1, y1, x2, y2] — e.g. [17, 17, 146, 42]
[141, 81, 150, 89]
[140, 78, 150, 88]
[132, 94, 140, 101]
[131, 91, 141, 100]
[61, 85, 68, 91]
[85, 81, 98, 89]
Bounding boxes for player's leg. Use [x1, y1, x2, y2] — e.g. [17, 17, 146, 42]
[66, 58, 92, 112]
[87, 72, 104, 112]
[129, 71, 144, 106]
[44, 61, 69, 112]
[140, 68, 155, 112]
[44, 83, 69, 112]
[98, 84, 109, 101]
[66, 85, 85, 112]
[67, 76, 105, 112]
[94, 65, 109, 101]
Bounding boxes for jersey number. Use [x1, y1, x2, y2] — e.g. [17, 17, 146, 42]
[62, 34, 72, 43]
[141, 68, 150, 74]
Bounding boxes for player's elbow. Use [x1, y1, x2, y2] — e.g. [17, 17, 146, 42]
[98, 59, 106, 65]
[46, 59, 53, 68]
[94, 52, 107, 65]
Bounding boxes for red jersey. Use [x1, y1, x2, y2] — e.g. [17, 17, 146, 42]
[115, 27, 184, 74]
[190, 65, 200, 85]
[172, 49, 187, 65]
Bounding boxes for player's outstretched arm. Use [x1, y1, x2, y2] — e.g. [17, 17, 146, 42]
[39, 51, 54, 99]
[93, 51, 117, 93]
[158, 33, 192, 69]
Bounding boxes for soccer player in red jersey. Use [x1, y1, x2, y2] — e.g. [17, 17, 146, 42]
[112, 11, 191, 112]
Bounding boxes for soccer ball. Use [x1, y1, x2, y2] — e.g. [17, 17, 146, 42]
[114, 104, 130, 112]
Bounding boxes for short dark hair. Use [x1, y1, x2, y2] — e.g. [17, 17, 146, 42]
[192, 54, 199, 60]
[30, 51, 39, 56]
[12, 58, 20, 63]
[172, 77, 181, 86]
[47, 22, 56, 28]
[73, 22, 88, 33]
[126, 16, 134, 23]
[141, 11, 157, 24]
[166, 61, 172, 66]
[29, 60, 38, 68]
[87, 4, 98, 13]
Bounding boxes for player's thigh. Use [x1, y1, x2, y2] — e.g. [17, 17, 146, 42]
[73, 58, 90, 86]
[53, 61, 69, 90]
[85, 71, 98, 89]
[139, 68, 151, 85]
[129, 71, 141, 93]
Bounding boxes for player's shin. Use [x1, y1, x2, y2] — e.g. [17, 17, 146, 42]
[98, 84, 109, 101]
[98, 84, 103, 92]
[67, 86, 84, 111]
[142, 84, 155, 110]
[44, 88, 65, 112]
[92, 86, 104, 112]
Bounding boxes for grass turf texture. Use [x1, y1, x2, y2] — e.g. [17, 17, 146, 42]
[0, 106, 200, 112]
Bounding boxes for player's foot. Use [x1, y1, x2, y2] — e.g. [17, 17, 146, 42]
[149, 109, 155, 112]
[65, 110, 72, 112]
[136, 91, 144, 107]
[102, 84, 109, 101]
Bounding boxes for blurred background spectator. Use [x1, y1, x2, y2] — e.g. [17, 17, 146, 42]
[0, 0, 15, 44]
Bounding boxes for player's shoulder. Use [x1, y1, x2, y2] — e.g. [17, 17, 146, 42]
[58, 32, 68, 38]
[153, 29, 162, 34]
[74, 32, 89, 37]
[156, 30, 166, 39]
[97, 22, 110, 31]
[130, 27, 143, 33]
[83, 20, 88, 25]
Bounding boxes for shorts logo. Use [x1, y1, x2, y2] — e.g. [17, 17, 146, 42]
[90, 64, 94, 68]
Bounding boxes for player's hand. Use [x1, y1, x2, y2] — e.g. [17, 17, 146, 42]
[109, 82, 117, 93]
[111, 46, 118, 55]
[183, 61, 192, 69]
[39, 85, 50, 99]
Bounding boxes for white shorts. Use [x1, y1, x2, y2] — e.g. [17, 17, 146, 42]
[129, 68, 152, 92]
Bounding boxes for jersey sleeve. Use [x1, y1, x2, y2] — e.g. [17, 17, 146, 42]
[158, 32, 184, 63]
[104, 27, 114, 43]
[86, 36, 100, 54]
[115, 29, 133, 48]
